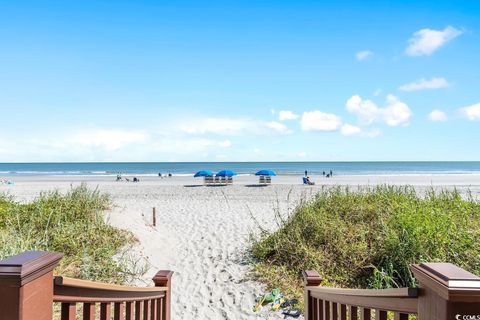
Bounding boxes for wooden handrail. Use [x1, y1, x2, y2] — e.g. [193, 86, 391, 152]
[53, 276, 169, 304]
[308, 286, 419, 314]
[54, 276, 168, 293]
[304, 270, 419, 319]
[53, 272, 173, 319]
[308, 286, 418, 298]
[0, 251, 174, 320]
[305, 264, 480, 320]
[54, 276, 168, 303]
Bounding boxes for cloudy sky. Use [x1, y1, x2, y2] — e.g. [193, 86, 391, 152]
[0, 1, 479, 162]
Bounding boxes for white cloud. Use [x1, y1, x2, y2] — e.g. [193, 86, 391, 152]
[405, 26, 463, 56]
[265, 121, 291, 134]
[179, 117, 289, 136]
[301, 111, 343, 132]
[346, 94, 412, 126]
[346, 95, 380, 125]
[340, 124, 362, 136]
[278, 110, 300, 121]
[383, 95, 413, 126]
[460, 103, 480, 121]
[71, 129, 149, 151]
[356, 50, 373, 61]
[0, 128, 238, 162]
[298, 151, 307, 158]
[399, 77, 450, 92]
[428, 109, 447, 122]
[340, 124, 381, 138]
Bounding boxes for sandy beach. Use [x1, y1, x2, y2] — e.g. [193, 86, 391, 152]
[2, 174, 480, 319]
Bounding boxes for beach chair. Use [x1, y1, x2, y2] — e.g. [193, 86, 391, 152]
[259, 176, 266, 184]
[214, 176, 220, 185]
[266, 176, 271, 184]
[227, 176, 233, 184]
[220, 176, 227, 185]
[204, 176, 213, 185]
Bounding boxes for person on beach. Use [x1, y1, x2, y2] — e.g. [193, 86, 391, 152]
[330, 170, 333, 177]
[322, 171, 325, 176]
[304, 170, 308, 177]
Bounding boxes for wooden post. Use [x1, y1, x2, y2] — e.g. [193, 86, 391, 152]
[303, 270, 322, 320]
[411, 262, 480, 320]
[152, 270, 173, 320]
[153, 207, 156, 227]
[0, 251, 63, 320]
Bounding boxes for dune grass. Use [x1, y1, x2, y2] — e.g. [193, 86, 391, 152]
[251, 186, 480, 303]
[0, 184, 137, 284]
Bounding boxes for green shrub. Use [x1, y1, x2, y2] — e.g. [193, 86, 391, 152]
[0, 184, 135, 284]
[251, 186, 480, 300]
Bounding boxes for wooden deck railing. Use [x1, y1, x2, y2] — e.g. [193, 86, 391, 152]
[0, 251, 173, 320]
[304, 263, 480, 320]
[4, 250, 480, 319]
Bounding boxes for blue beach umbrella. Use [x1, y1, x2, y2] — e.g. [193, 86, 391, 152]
[255, 170, 277, 176]
[216, 170, 237, 177]
[194, 170, 214, 177]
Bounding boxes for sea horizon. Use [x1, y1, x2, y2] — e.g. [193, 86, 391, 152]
[1, 161, 480, 176]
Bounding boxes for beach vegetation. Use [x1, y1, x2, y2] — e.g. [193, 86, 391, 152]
[0, 184, 138, 284]
[251, 186, 480, 304]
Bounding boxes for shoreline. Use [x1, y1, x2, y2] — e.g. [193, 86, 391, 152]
[3, 173, 480, 188]
[2, 172, 480, 177]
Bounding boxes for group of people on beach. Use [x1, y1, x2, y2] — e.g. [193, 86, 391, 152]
[304, 169, 334, 177]
[158, 172, 172, 178]
[116, 174, 140, 182]
[114, 170, 336, 186]
[115, 172, 174, 182]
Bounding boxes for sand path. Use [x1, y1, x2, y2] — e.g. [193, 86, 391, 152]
[106, 184, 313, 319]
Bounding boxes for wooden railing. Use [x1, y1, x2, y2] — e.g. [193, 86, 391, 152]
[0, 251, 173, 320]
[4, 250, 480, 320]
[304, 263, 480, 320]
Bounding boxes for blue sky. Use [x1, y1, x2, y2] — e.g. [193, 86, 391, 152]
[0, 0, 479, 162]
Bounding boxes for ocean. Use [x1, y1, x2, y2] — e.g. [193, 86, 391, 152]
[1, 162, 480, 176]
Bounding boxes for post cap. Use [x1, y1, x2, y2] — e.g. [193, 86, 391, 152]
[152, 270, 174, 286]
[303, 270, 322, 286]
[411, 263, 480, 300]
[0, 251, 63, 286]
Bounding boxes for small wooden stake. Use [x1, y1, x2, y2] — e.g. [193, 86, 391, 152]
[152, 207, 156, 227]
